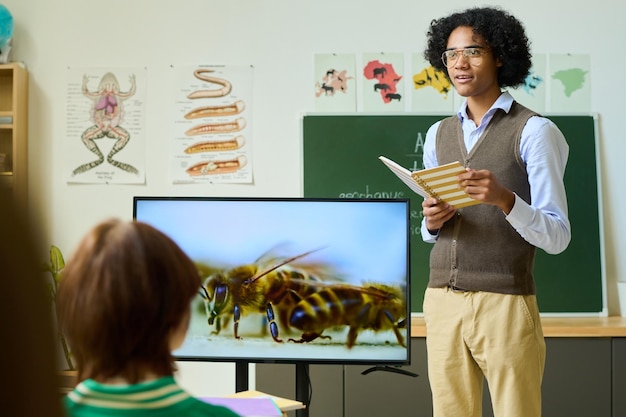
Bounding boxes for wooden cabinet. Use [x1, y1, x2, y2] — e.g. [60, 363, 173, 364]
[257, 336, 626, 417]
[0, 63, 28, 209]
[614, 338, 626, 416]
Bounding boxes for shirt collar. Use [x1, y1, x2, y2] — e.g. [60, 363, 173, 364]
[456, 91, 515, 122]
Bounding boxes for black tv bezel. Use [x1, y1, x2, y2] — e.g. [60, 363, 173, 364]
[133, 196, 411, 366]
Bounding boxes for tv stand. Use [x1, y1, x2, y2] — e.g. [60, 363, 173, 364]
[235, 361, 249, 392]
[361, 365, 418, 377]
[295, 363, 310, 417]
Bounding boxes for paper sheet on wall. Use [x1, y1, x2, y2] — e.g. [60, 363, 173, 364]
[169, 64, 254, 184]
[65, 66, 147, 184]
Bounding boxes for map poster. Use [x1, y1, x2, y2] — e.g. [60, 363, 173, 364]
[510, 53, 547, 114]
[549, 53, 591, 113]
[313, 53, 357, 112]
[361, 52, 405, 112]
[410, 53, 454, 114]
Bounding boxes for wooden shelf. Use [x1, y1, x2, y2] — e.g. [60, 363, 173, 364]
[411, 316, 626, 338]
[0, 63, 28, 209]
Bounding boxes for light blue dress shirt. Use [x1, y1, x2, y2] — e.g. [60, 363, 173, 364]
[420, 92, 571, 255]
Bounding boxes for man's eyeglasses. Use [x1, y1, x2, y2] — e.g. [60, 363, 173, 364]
[441, 47, 489, 68]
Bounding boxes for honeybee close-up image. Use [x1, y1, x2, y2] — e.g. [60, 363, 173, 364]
[134, 197, 411, 364]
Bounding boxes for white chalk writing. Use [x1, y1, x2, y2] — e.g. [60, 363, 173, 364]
[338, 185, 406, 199]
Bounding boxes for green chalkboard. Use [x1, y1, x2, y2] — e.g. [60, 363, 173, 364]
[303, 114, 603, 314]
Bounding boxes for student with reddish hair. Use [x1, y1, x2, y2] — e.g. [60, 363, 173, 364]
[57, 218, 241, 417]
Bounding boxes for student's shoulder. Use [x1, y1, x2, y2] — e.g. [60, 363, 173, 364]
[524, 114, 565, 137]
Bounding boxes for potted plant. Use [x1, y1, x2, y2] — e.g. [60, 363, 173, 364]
[43, 245, 74, 371]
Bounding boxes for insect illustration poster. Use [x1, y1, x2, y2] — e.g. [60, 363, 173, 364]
[65, 67, 147, 184]
[170, 64, 253, 184]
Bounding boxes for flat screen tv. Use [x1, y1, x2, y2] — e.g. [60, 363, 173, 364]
[133, 197, 410, 366]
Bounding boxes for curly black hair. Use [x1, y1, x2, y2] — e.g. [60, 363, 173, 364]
[424, 7, 532, 88]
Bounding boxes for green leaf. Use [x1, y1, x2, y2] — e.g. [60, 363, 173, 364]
[49, 245, 65, 270]
[48, 245, 66, 285]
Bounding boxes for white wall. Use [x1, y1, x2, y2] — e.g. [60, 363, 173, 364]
[4, 0, 625, 392]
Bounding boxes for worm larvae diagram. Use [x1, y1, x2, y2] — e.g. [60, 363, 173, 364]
[182, 67, 248, 178]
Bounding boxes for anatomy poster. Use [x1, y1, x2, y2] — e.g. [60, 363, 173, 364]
[313, 53, 356, 112]
[65, 67, 147, 184]
[361, 52, 404, 112]
[170, 65, 253, 184]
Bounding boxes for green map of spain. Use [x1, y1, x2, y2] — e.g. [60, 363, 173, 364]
[552, 68, 588, 97]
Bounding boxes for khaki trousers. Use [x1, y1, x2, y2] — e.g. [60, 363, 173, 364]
[423, 287, 546, 417]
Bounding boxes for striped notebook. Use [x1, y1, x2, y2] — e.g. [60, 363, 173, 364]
[379, 156, 481, 209]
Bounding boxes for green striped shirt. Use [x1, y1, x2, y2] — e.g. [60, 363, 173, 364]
[63, 376, 241, 417]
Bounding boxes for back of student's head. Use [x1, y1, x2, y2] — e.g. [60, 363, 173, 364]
[57, 218, 201, 383]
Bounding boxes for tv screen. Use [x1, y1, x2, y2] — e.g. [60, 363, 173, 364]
[133, 196, 410, 365]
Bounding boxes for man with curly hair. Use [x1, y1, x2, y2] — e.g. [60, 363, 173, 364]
[420, 7, 571, 417]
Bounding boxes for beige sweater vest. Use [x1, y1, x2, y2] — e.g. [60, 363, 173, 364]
[428, 102, 538, 295]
